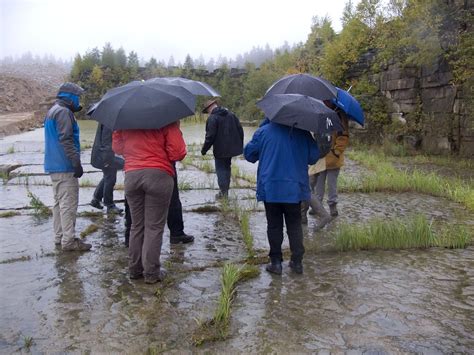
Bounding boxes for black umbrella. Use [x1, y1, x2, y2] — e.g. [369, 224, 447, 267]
[256, 94, 343, 135]
[89, 81, 196, 130]
[147, 77, 220, 97]
[265, 73, 337, 101]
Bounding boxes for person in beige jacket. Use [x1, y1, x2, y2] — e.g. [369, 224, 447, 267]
[315, 111, 350, 217]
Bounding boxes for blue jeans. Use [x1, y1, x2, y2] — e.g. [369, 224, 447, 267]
[93, 156, 124, 207]
[214, 157, 232, 196]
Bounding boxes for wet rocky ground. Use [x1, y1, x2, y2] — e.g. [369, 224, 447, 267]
[0, 121, 473, 353]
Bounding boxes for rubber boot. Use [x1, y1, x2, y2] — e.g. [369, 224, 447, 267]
[329, 203, 338, 217]
[265, 258, 282, 275]
[310, 197, 332, 229]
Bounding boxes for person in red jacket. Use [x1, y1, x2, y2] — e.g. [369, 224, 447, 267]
[113, 121, 186, 284]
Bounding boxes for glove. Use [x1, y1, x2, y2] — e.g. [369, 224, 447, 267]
[201, 149, 206, 156]
[73, 164, 84, 178]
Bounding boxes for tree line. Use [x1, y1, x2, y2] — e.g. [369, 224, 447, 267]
[69, 0, 473, 133]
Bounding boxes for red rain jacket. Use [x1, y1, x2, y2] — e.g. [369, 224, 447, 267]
[112, 122, 186, 176]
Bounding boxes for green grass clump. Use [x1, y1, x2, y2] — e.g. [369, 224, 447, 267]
[0, 255, 32, 264]
[0, 211, 20, 218]
[79, 178, 95, 187]
[80, 224, 99, 238]
[239, 210, 255, 259]
[192, 205, 221, 213]
[23, 335, 33, 351]
[27, 191, 52, 216]
[178, 178, 192, 191]
[348, 150, 474, 210]
[334, 214, 471, 251]
[6, 145, 15, 154]
[192, 263, 259, 346]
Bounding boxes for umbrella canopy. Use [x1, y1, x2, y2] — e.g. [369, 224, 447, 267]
[147, 77, 220, 97]
[265, 73, 337, 101]
[257, 94, 343, 135]
[89, 80, 196, 130]
[333, 88, 365, 126]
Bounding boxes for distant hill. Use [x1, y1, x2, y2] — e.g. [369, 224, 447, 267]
[0, 62, 69, 113]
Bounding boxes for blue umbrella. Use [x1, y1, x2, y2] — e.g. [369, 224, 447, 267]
[333, 88, 365, 126]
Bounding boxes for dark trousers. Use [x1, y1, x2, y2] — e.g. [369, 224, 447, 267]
[214, 157, 232, 195]
[93, 156, 124, 207]
[264, 202, 305, 263]
[124, 165, 184, 241]
[125, 169, 174, 278]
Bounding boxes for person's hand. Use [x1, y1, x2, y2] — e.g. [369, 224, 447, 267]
[73, 164, 84, 178]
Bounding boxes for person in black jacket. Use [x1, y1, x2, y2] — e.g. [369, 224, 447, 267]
[201, 99, 244, 199]
[90, 123, 124, 214]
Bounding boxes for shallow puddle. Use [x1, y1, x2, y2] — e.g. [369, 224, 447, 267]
[0, 122, 473, 352]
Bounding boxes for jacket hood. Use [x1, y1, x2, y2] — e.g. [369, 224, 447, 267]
[211, 107, 229, 116]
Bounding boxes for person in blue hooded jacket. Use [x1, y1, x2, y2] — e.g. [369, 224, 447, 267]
[44, 82, 91, 251]
[244, 118, 319, 275]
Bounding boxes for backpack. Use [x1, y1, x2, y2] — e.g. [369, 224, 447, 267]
[314, 133, 332, 158]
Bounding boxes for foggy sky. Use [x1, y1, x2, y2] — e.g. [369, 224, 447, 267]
[1, 0, 359, 63]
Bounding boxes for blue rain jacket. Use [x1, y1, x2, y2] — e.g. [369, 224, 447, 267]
[244, 120, 319, 203]
[44, 99, 81, 173]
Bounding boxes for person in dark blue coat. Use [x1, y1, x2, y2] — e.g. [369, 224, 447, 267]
[90, 123, 124, 214]
[244, 118, 319, 275]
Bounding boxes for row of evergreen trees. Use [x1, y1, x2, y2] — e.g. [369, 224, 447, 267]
[70, 0, 473, 133]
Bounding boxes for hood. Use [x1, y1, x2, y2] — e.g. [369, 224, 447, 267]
[57, 92, 82, 112]
[211, 107, 229, 116]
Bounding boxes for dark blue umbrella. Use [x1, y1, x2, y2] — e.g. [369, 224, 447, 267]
[333, 88, 365, 126]
[146, 77, 220, 97]
[265, 73, 337, 101]
[257, 94, 343, 135]
[89, 80, 195, 130]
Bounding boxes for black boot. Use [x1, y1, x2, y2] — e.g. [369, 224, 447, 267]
[329, 203, 338, 217]
[265, 258, 282, 275]
[289, 260, 303, 274]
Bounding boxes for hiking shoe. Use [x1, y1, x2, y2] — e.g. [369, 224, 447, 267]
[265, 262, 282, 275]
[107, 205, 123, 214]
[289, 260, 303, 274]
[90, 198, 103, 210]
[62, 238, 92, 252]
[170, 233, 194, 244]
[329, 204, 338, 217]
[144, 269, 167, 284]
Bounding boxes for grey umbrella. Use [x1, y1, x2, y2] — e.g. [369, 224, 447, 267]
[146, 77, 220, 97]
[265, 73, 337, 100]
[89, 80, 196, 130]
[256, 94, 343, 135]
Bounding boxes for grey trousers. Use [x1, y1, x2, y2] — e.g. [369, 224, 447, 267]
[50, 172, 79, 245]
[125, 168, 174, 279]
[315, 168, 340, 206]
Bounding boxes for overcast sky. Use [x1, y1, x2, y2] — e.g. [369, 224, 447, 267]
[1, 0, 359, 63]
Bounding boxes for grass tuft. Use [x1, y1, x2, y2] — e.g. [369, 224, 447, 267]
[80, 224, 99, 238]
[0, 211, 20, 218]
[27, 191, 52, 216]
[192, 263, 259, 346]
[334, 214, 472, 251]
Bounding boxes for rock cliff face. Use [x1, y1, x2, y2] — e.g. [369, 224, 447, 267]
[375, 57, 472, 156]
[346, 2, 473, 157]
